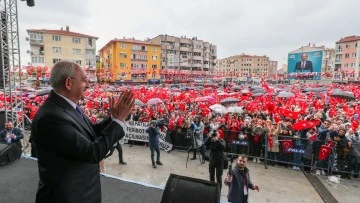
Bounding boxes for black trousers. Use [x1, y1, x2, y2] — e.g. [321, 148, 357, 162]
[115, 143, 124, 163]
[209, 160, 224, 190]
[150, 145, 160, 164]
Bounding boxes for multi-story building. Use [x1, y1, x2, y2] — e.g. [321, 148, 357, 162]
[214, 54, 277, 79]
[147, 35, 217, 82]
[288, 44, 335, 80]
[335, 36, 360, 79]
[98, 38, 161, 84]
[26, 26, 98, 82]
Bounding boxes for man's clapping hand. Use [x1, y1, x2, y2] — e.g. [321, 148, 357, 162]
[225, 175, 232, 183]
[109, 90, 135, 122]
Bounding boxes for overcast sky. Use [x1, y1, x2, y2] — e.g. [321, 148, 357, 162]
[17, 0, 360, 67]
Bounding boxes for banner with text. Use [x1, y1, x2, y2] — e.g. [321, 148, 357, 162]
[124, 121, 173, 151]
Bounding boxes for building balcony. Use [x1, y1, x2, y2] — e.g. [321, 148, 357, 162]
[193, 48, 203, 53]
[131, 59, 148, 62]
[192, 56, 203, 61]
[30, 39, 44, 45]
[180, 38, 192, 44]
[335, 59, 342, 63]
[192, 63, 202, 68]
[180, 47, 190, 52]
[30, 50, 44, 56]
[86, 54, 96, 60]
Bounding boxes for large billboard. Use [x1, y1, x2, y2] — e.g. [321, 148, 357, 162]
[287, 51, 323, 80]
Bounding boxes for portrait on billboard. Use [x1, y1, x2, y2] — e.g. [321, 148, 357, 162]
[288, 51, 323, 80]
[294, 53, 313, 73]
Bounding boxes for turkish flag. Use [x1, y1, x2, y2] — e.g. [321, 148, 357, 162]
[268, 135, 273, 148]
[318, 145, 331, 160]
[281, 139, 293, 153]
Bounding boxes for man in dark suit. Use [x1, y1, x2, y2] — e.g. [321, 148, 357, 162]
[294, 53, 313, 73]
[30, 61, 134, 203]
[0, 121, 23, 149]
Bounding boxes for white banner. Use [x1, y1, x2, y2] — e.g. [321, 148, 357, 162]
[124, 121, 173, 152]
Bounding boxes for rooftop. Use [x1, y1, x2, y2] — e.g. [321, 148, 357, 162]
[27, 28, 98, 39]
[336, 35, 360, 43]
[99, 38, 160, 51]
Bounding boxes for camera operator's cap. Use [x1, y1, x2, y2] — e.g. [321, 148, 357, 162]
[150, 120, 157, 125]
[344, 122, 351, 126]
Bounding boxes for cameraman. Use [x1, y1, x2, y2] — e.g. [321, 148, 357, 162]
[204, 130, 226, 190]
[145, 121, 163, 168]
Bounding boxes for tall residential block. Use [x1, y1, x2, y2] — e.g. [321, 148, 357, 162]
[98, 38, 161, 84]
[214, 54, 277, 79]
[335, 36, 360, 78]
[26, 26, 98, 81]
[148, 35, 217, 81]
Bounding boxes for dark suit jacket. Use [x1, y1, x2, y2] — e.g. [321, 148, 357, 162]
[294, 60, 313, 72]
[31, 91, 125, 203]
[0, 127, 23, 148]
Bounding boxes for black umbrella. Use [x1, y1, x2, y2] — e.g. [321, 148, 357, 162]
[331, 91, 355, 100]
[36, 88, 52, 96]
[220, 97, 240, 104]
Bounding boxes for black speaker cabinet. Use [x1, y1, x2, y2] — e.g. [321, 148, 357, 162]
[161, 174, 220, 203]
[0, 143, 22, 166]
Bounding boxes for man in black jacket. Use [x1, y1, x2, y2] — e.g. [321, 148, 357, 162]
[204, 130, 226, 190]
[30, 61, 134, 203]
[0, 122, 23, 149]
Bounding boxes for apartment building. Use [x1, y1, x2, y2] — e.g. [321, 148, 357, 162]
[214, 54, 277, 79]
[147, 35, 217, 81]
[98, 38, 161, 84]
[335, 36, 360, 78]
[27, 26, 98, 82]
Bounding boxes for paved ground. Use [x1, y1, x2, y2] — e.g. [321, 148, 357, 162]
[317, 175, 360, 203]
[103, 145, 324, 203]
[22, 131, 359, 203]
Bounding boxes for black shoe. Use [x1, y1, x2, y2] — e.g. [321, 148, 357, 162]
[156, 161, 163, 165]
[119, 161, 127, 165]
[190, 157, 196, 160]
[152, 163, 156, 168]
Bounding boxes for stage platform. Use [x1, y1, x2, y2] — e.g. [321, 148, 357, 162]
[0, 158, 163, 203]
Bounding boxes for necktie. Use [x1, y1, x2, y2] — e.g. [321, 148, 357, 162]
[75, 106, 84, 119]
[301, 62, 305, 69]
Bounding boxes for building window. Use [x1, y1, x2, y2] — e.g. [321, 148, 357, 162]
[74, 60, 82, 65]
[152, 65, 157, 69]
[152, 47, 157, 51]
[120, 63, 127, 68]
[86, 60, 95, 66]
[31, 56, 44, 64]
[352, 52, 357, 58]
[346, 44, 350, 48]
[73, 49, 81, 55]
[120, 53, 127, 58]
[52, 35, 61, 41]
[53, 58, 62, 64]
[120, 43, 126, 49]
[73, 37, 81, 44]
[52, 47, 61, 53]
[30, 33, 43, 41]
[345, 53, 349, 58]
[152, 56, 158, 60]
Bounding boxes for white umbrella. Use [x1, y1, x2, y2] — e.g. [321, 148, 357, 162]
[209, 104, 227, 113]
[277, 91, 294, 98]
[226, 106, 244, 114]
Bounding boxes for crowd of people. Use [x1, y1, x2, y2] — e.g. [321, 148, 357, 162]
[17, 79, 360, 181]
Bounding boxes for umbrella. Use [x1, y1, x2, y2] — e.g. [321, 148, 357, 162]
[252, 92, 264, 97]
[36, 88, 52, 96]
[331, 91, 355, 100]
[209, 104, 227, 113]
[303, 87, 325, 93]
[277, 91, 294, 98]
[220, 97, 240, 104]
[240, 89, 250, 94]
[251, 88, 265, 93]
[194, 97, 209, 102]
[147, 98, 163, 105]
[232, 85, 241, 90]
[134, 99, 144, 106]
[226, 106, 244, 114]
[203, 96, 215, 101]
